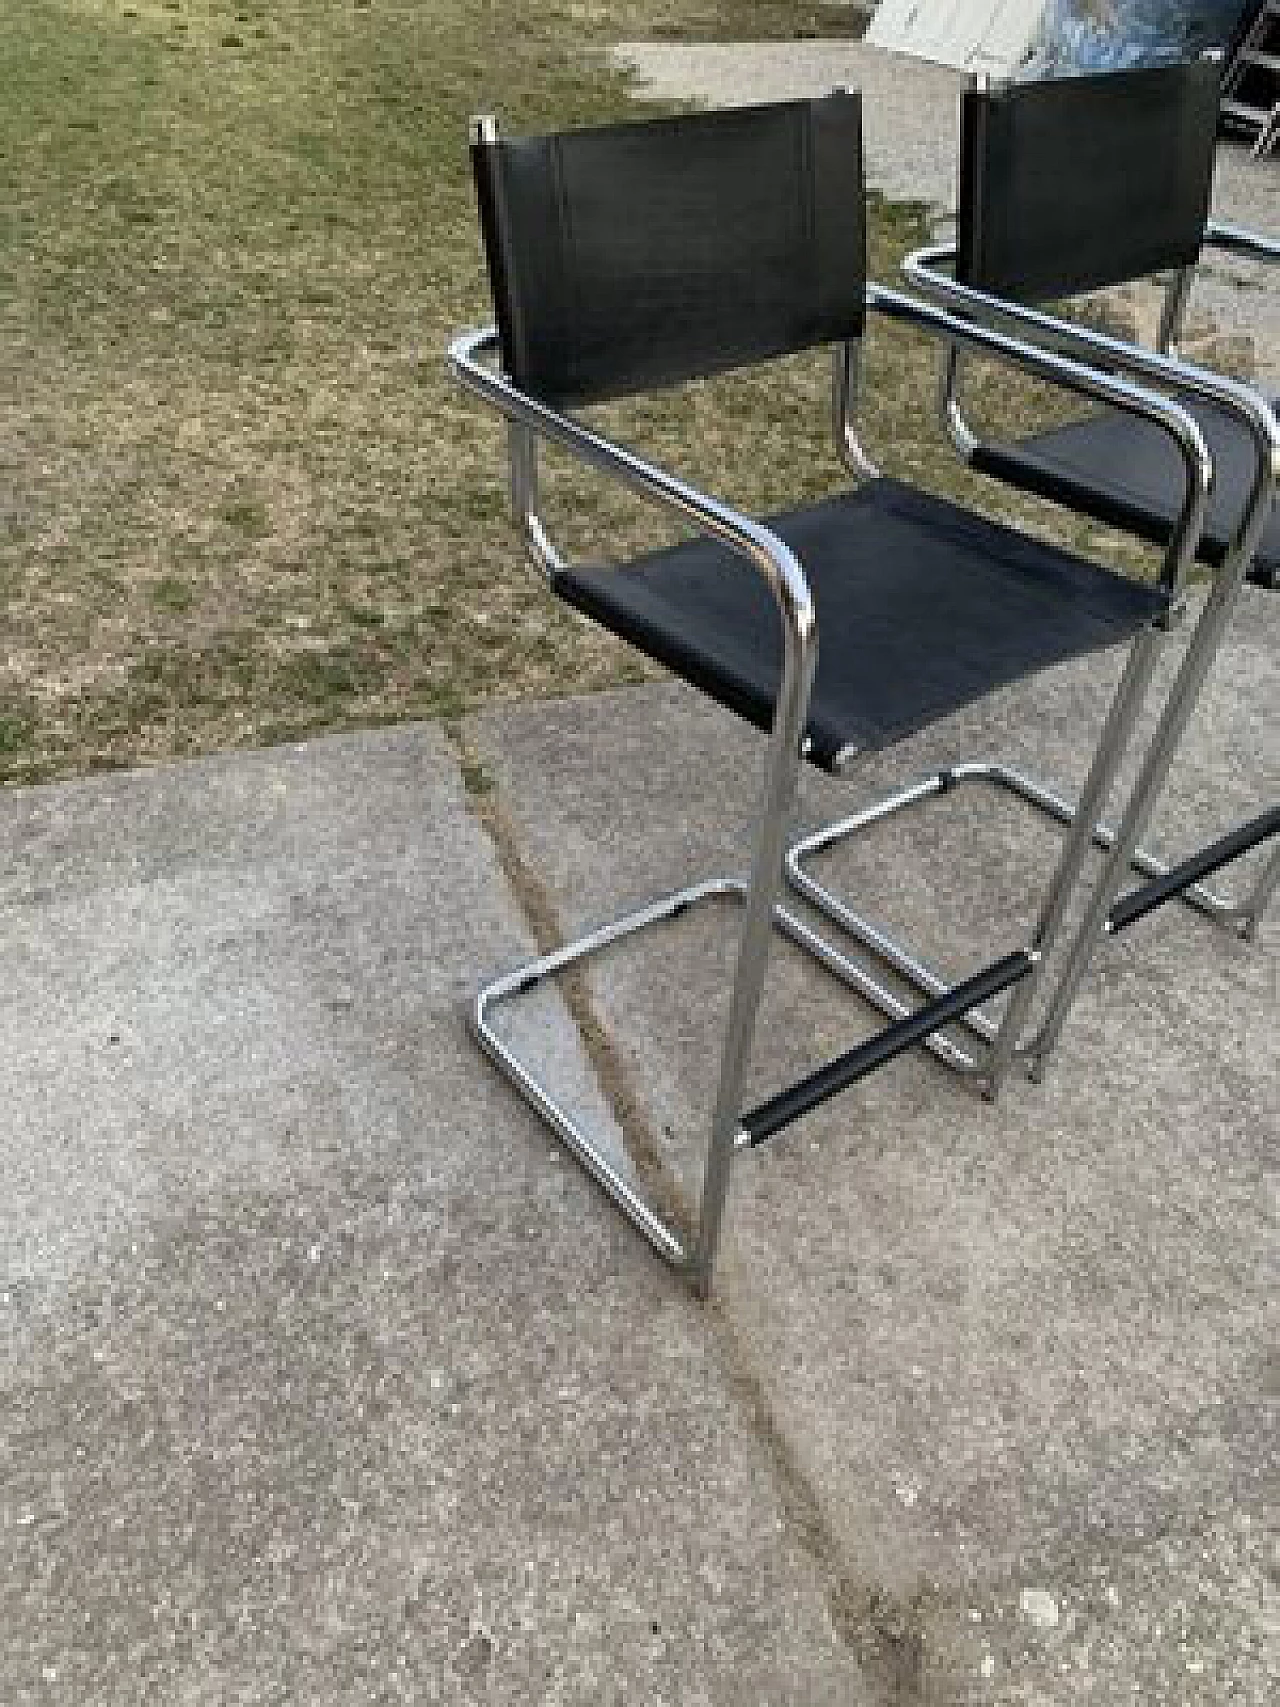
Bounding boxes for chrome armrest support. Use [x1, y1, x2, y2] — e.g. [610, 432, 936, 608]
[937, 343, 978, 458]
[448, 327, 815, 659]
[867, 285, 1213, 598]
[1156, 265, 1195, 357]
[900, 244, 1278, 593]
[505, 420, 564, 579]
[831, 339, 881, 481]
[1163, 225, 1278, 356]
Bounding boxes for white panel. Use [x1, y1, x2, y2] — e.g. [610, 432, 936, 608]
[868, 0, 1046, 72]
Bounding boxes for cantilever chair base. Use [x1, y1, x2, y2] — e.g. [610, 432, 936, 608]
[473, 876, 1029, 1274]
[787, 763, 1267, 1073]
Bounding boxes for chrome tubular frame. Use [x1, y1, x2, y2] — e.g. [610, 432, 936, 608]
[1247, 838, 1280, 929]
[793, 286, 1212, 1096]
[786, 755, 1240, 1069]
[902, 239, 1279, 934]
[450, 280, 1208, 1280]
[888, 236, 1279, 1077]
[1157, 265, 1195, 358]
[471, 876, 981, 1266]
[903, 237, 1277, 592]
[1204, 220, 1280, 265]
[867, 285, 1213, 592]
[507, 419, 563, 580]
[831, 338, 881, 481]
[1198, 224, 1280, 935]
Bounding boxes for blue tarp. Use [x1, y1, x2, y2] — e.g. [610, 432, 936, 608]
[1024, 1, 1254, 76]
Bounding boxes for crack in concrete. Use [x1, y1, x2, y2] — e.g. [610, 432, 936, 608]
[706, 1285, 934, 1704]
[448, 723, 694, 1248]
[449, 722, 932, 1704]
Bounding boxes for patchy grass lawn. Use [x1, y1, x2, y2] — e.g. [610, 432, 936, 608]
[0, 0, 1146, 784]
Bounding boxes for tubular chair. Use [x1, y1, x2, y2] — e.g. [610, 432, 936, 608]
[922, 58, 1279, 593]
[878, 57, 1280, 1077]
[450, 94, 1213, 1291]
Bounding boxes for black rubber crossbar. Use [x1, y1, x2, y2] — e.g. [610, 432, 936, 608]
[743, 950, 1033, 1146]
[1107, 805, 1280, 935]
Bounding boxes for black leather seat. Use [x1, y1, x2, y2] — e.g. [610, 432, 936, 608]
[975, 391, 1279, 589]
[560, 478, 1167, 769]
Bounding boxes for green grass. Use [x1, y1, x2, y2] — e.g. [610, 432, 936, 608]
[0, 0, 1148, 785]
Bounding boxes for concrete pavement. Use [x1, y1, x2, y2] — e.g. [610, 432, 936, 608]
[0, 728, 870, 1705]
[465, 586, 1278, 1703]
[2, 591, 1275, 1701]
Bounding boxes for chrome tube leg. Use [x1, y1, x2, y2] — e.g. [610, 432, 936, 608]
[508, 418, 536, 524]
[984, 626, 1165, 1095]
[1030, 567, 1256, 1073]
[1241, 841, 1280, 941]
[1156, 265, 1194, 357]
[507, 418, 563, 579]
[690, 634, 818, 1295]
[831, 339, 880, 481]
[938, 344, 978, 459]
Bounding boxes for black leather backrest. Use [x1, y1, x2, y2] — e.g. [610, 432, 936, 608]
[957, 60, 1220, 303]
[471, 95, 866, 407]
